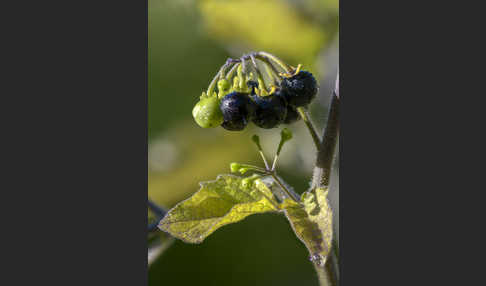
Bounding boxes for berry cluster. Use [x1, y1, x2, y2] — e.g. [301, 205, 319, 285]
[192, 52, 318, 131]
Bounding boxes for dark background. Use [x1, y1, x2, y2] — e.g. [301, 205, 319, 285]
[2, 0, 475, 285]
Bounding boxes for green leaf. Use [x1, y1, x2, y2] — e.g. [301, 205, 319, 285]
[158, 174, 279, 243]
[282, 187, 333, 266]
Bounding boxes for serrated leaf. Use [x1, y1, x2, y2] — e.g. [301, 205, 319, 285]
[158, 174, 279, 243]
[282, 187, 333, 266]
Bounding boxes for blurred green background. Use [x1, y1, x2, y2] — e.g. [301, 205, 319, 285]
[148, 0, 338, 285]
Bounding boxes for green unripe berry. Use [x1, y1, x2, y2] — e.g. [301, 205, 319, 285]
[192, 97, 223, 128]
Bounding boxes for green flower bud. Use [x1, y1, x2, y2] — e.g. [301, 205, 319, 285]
[281, 128, 293, 142]
[230, 162, 241, 173]
[241, 174, 262, 188]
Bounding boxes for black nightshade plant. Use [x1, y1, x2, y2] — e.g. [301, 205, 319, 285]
[180, 52, 339, 286]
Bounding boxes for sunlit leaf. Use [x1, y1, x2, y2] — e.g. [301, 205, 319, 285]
[158, 174, 279, 243]
[281, 187, 333, 266]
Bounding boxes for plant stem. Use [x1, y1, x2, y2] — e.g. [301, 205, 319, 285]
[226, 62, 240, 80]
[207, 61, 236, 96]
[311, 91, 339, 188]
[207, 70, 221, 96]
[262, 62, 278, 86]
[314, 255, 339, 286]
[310, 89, 340, 286]
[269, 172, 301, 202]
[257, 51, 293, 73]
[297, 107, 321, 151]
[270, 154, 279, 171]
[254, 55, 283, 80]
[250, 55, 268, 92]
[259, 151, 270, 170]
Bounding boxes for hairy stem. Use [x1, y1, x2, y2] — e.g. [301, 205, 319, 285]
[310, 89, 340, 286]
[311, 91, 339, 188]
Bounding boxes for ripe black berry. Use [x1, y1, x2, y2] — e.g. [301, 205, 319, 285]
[283, 105, 300, 124]
[250, 93, 287, 129]
[220, 92, 255, 131]
[281, 71, 318, 107]
[273, 88, 300, 124]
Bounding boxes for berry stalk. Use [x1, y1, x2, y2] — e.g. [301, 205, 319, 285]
[249, 54, 268, 93]
[297, 107, 321, 150]
[207, 60, 236, 96]
[226, 62, 240, 80]
[257, 51, 293, 73]
[254, 55, 283, 80]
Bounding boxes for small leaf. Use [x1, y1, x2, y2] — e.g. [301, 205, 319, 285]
[282, 187, 333, 266]
[158, 174, 279, 243]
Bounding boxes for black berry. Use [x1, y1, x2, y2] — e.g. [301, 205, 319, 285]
[283, 105, 300, 124]
[250, 93, 287, 129]
[281, 71, 318, 107]
[220, 92, 255, 131]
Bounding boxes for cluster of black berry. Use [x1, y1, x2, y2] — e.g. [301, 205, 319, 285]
[192, 52, 318, 131]
[220, 71, 317, 131]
